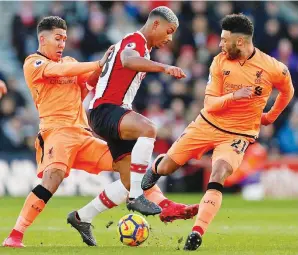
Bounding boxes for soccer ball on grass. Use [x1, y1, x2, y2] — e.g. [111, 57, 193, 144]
[117, 214, 150, 246]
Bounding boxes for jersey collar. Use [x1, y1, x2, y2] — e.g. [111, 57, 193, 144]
[136, 31, 151, 52]
[247, 47, 256, 60]
[238, 47, 256, 66]
[36, 51, 51, 60]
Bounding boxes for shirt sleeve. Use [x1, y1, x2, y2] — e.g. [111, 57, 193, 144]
[204, 93, 234, 113]
[121, 34, 146, 58]
[23, 56, 49, 84]
[68, 57, 91, 86]
[205, 56, 223, 97]
[271, 60, 292, 91]
[266, 60, 295, 122]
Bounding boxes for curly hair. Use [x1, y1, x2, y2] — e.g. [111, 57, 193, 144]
[221, 13, 253, 36]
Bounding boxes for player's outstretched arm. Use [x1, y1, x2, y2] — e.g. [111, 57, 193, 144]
[0, 80, 8, 99]
[80, 45, 115, 89]
[43, 61, 102, 78]
[205, 87, 253, 113]
[121, 48, 186, 79]
[42, 46, 118, 79]
[262, 70, 294, 126]
[77, 45, 115, 100]
[85, 45, 115, 88]
[78, 45, 115, 100]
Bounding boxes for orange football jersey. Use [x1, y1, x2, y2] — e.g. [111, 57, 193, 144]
[23, 53, 89, 130]
[201, 48, 293, 138]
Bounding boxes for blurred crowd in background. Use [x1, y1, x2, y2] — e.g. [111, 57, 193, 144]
[1, 1, 298, 159]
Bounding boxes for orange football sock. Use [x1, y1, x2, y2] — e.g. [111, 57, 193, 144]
[11, 184, 53, 239]
[13, 192, 46, 234]
[192, 189, 222, 236]
[144, 185, 167, 205]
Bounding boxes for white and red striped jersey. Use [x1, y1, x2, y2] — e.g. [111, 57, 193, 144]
[89, 31, 150, 110]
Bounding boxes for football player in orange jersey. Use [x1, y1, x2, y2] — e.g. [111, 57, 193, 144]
[0, 79, 7, 98]
[2, 16, 198, 248]
[135, 14, 295, 250]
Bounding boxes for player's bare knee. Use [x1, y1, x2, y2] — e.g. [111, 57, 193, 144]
[210, 160, 233, 184]
[139, 120, 157, 138]
[41, 168, 65, 194]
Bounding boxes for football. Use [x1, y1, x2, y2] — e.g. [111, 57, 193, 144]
[117, 214, 150, 246]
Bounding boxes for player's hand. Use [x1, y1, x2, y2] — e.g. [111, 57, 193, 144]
[261, 113, 272, 126]
[164, 66, 186, 79]
[99, 45, 115, 68]
[233, 86, 253, 100]
[0, 80, 7, 99]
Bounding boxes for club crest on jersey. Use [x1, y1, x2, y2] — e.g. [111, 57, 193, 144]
[34, 60, 44, 67]
[125, 42, 136, 49]
[255, 70, 263, 84]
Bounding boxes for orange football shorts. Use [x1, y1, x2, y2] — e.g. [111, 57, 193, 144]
[35, 126, 113, 178]
[167, 115, 253, 172]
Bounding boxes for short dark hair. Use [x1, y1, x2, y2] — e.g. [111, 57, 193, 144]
[37, 16, 67, 34]
[221, 14, 254, 36]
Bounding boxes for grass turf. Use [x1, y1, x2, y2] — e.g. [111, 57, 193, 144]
[0, 194, 297, 255]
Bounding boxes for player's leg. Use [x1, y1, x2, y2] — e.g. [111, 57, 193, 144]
[184, 136, 249, 251]
[135, 121, 213, 216]
[141, 154, 180, 191]
[3, 128, 77, 248]
[140, 152, 200, 223]
[118, 111, 157, 200]
[3, 167, 65, 248]
[69, 135, 197, 246]
[89, 104, 158, 213]
[67, 177, 129, 246]
[74, 153, 162, 222]
[113, 154, 199, 222]
[106, 139, 161, 215]
[143, 184, 199, 223]
[90, 105, 161, 215]
[142, 121, 212, 190]
[67, 136, 130, 246]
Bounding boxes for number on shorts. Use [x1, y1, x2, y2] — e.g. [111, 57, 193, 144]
[230, 139, 249, 154]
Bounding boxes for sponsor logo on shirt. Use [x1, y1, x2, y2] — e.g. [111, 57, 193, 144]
[48, 77, 76, 85]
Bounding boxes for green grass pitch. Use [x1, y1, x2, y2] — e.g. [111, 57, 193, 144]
[0, 194, 297, 255]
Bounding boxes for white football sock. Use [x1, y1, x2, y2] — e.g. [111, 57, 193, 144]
[129, 137, 155, 199]
[77, 180, 128, 223]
